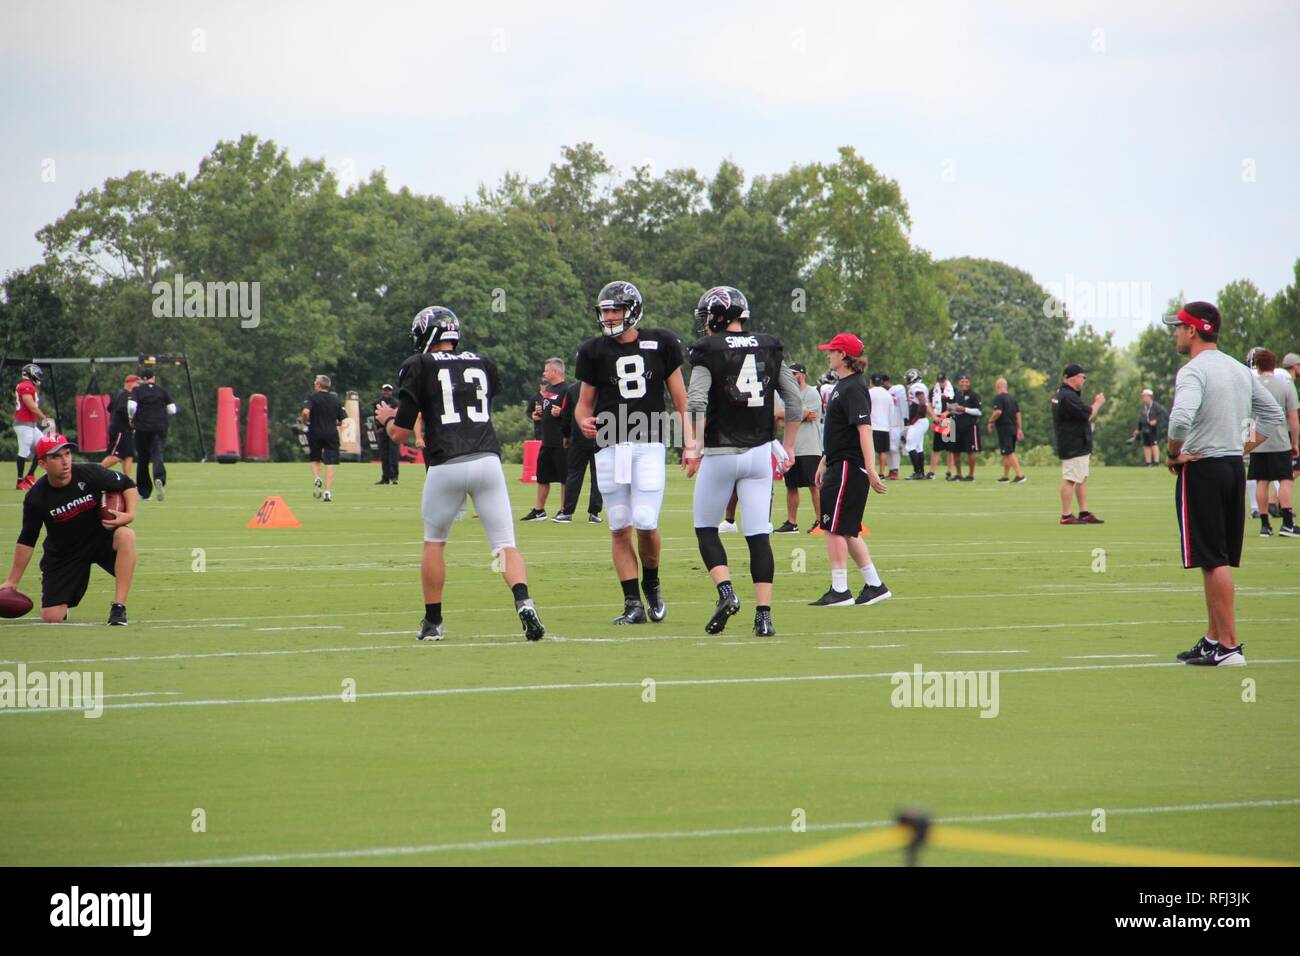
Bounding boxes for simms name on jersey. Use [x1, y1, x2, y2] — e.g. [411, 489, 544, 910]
[689, 332, 784, 449]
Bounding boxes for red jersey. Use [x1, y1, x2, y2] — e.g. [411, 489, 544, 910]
[14, 380, 40, 423]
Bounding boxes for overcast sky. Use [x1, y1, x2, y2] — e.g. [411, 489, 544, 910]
[3, 0, 1298, 343]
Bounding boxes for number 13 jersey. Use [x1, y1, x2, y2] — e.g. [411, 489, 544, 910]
[575, 329, 685, 428]
[396, 350, 502, 466]
[688, 332, 785, 450]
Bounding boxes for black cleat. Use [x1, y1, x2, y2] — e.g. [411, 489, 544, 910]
[855, 582, 892, 606]
[644, 585, 666, 622]
[809, 588, 854, 607]
[774, 521, 799, 534]
[107, 603, 128, 626]
[417, 617, 444, 641]
[1186, 642, 1246, 667]
[1175, 635, 1212, 662]
[705, 591, 741, 634]
[753, 608, 776, 637]
[613, 599, 648, 625]
[516, 599, 545, 641]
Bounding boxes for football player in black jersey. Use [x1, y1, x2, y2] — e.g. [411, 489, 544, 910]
[684, 286, 801, 636]
[574, 281, 692, 626]
[377, 307, 545, 642]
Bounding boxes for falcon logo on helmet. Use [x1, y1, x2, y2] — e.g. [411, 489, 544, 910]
[694, 285, 750, 335]
[410, 306, 461, 353]
[904, 368, 921, 386]
[21, 363, 42, 385]
[595, 281, 643, 337]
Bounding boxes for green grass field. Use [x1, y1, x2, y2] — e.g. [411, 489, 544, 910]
[1, 460, 1297, 866]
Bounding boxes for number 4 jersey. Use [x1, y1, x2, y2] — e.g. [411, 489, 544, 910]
[688, 332, 785, 449]
[396, 350, 502, 466]
[575, 329, 685, 427]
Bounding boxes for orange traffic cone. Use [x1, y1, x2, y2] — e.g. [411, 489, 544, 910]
[247, 495, 302, 528]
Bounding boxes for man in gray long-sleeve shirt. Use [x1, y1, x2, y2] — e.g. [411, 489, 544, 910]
[684, 285, 801, 638]
[1162, 301, 1285, 667]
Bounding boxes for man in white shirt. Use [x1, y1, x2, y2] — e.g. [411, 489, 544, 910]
[868, 374, 893, 477]
[886, 374, 906, 480]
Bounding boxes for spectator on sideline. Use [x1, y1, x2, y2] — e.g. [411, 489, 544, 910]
[556, 375, 603, 524]
[1130, 388, 1166, 466]
[949, 373, 982, 481]
[1165, 302, 1285, 666]
[987, 377, 1025, 482]
[521, 358, 569, 522]
[1247, 350, 1298, 537]
[373, 384, 400, 485]
[1051, 363, 1105, 524]
[774, 363, 824, 533]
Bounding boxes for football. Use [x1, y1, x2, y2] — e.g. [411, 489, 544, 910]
[101, 490, 126, 522]
[0, 586, 33, 619]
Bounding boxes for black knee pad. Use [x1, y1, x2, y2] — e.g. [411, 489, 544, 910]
[695, 527, 728, 571]
[745, 533, 774, 584]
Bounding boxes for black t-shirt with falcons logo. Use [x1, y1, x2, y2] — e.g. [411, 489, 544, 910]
[689, 332, 785, 450]
[18, 464, 135, 558]
[575, 329, 685, 425]
[395, 350, 503, 467]
[822, 373, 873, 467]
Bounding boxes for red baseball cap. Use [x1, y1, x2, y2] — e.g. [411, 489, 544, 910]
[35, 433, 75, 460]
[816, 333, 864, 357]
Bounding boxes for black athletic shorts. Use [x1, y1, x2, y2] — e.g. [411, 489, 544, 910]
[954, 427, 981, 454]
[932, 428, 952, 454]
[40, 531, 118, 609]
[536, 446, 567, 485]
[783, 454, 821, 490]
[1248, 451, 1293, 482]
[1174, 456, 1245, 570]
[308, 437, 340, 464]
[996, 428, 1017, 456]
[106, 426, 132, 458]
[819, 459, 868, 536]
[872, 430, 890, 454]
[1140, 428, 1160, 447]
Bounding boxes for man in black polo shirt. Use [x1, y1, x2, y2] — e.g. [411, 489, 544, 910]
[373, 384, 400, 485]
[808, 333, 891, 608]
[987, 377, 1025, 482]
[1052, 363, 1105, 524]
[2, 433, 137, 625]
[300, 374, 346, 502]
[522, 358, 569, 522]
[128, 369, 177, 501]
[950, 374, 982, 481]
[101, 373, 139, 478]
[555, 375, 603, 523]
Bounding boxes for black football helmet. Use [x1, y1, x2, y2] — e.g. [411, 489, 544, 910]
[595, 281, 643, 337]
[20, 363, 42, 385]
[904, 368, 921, 386]
[411, 306, 461, 353]
[694, 286, 750, 335]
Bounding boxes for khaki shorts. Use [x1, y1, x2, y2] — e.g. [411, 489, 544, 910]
[1061, 454, 1090, 483]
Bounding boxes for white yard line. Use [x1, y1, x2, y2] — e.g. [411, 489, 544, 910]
[1065, 653, 1158, 660]
[127, 797, 1300, 867]
[6, 658, 1298, 715]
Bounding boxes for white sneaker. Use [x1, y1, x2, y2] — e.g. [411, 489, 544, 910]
[718, 520, 738, 533]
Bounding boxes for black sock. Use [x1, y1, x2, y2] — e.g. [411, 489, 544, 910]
[620, 578, 640, 601]
[511, 582, 529, 602]
[1283, 508, 1294, 527]
[425, 602, 441, 625]
[757, 604, 771, 614]
[25, 457, 37, 476]
[717, 580, 734, 600]
[16, 459, 23, 480]
[642, 566, 659, 591]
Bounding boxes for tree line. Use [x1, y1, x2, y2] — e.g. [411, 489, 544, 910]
[2, 134, 1296, 463]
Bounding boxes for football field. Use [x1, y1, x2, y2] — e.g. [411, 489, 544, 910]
[2, 461, 1297, 866]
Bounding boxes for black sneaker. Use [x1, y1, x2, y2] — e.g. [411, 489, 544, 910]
[1260, 524, 1273, 538]
[1279, 525, 1300, 538]
[753, 608, 776, 637]
[904, 473, 925, 480]
[961, 475, 975, 482]
[551, 512, 573, 523]
[1175, 635, 1213, 662]
[390, 480, 398, 486]
[516, 599, 545, 641]
[1186, 642, 1247, 667]
[587, 513, 603, 524]
[375, 479, 390, 485]
[644, 585, 666, 622]
[774, 521, 799, 534]
[107, 603, 128, 626]
[1013, 475, 1027, 483]
[521, 508, 547, 522]
[944, 473, 956, 481]
[613, 599, 647, 625]
[855, 583, 892, 606]
[809, 588, 854, 607]
[705, 590, 741, 634]
[1250, 509, 1259, 519]
[417, 618, 444, 641]
[996, 476, 1010, 483]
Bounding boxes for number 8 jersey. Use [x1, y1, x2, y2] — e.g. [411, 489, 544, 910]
[396, 350, 502, 466]
[575, 328, 685, 427]
[688, 332, 784, 449]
